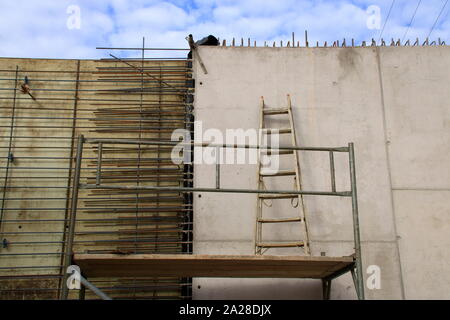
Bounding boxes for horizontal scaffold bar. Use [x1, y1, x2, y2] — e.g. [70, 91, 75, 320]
[80, 183, 351, 197]
[84, 138, 350, 152]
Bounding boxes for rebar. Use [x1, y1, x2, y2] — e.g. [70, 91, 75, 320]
[0, 55, 192, 300]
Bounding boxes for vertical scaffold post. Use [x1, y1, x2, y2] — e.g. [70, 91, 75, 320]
[348, 142, 364, 300]
[329, 151, 336, 192]
[322, 279, 332, 300]
[216, 146, 220, 189]
[61, 134, 84, 299]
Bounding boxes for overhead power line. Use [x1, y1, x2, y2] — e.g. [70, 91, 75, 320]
[378, 0, 396, 42]
[427, 0, 449, 39]
[402, 0, 422, 43]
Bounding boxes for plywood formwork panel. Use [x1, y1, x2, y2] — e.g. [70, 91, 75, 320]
[0, 57, 192, 299]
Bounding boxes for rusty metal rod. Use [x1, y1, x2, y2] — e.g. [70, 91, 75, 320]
[61, 134, 84, 300]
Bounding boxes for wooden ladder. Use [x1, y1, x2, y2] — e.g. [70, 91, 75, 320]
[255, 94, 311, 255]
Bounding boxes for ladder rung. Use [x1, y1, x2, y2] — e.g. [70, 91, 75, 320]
[260, 170, 296, 177]
[263, 108, 289, 115]
[256, 241, 304, 248]
[261, 128, 292, 134]
[260, 150, 294, 155]
[259, 194, 298, 199]
[258, 217, 302, 223]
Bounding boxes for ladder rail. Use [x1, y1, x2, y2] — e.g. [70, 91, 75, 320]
[287, 94, 311, 255]
[255, 96, 265, 255]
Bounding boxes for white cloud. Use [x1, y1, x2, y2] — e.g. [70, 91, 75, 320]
[0, 0, 448, 59]
[115, 2, 193, 31]
[213, 6, 242, 22]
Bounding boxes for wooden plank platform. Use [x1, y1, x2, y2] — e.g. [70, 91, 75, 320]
[74, 254, 355, 279]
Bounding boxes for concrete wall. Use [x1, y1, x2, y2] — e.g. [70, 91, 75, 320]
[192, 46, 450, 299]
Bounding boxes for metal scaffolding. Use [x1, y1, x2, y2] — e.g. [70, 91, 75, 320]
[64, 135, 364, 300]
[1, 39, 368, 300]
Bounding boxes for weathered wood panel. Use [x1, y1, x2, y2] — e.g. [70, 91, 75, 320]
[0, 56, 193, 299]
[74, 254, 354, 279]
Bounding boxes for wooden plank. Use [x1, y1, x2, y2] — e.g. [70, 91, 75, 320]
[74, 254, 354, 279]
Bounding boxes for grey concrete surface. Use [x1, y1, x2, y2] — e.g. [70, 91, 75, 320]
[192, 45, 450, 299]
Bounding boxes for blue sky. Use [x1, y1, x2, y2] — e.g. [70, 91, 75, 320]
[0, 0, 448, 59]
